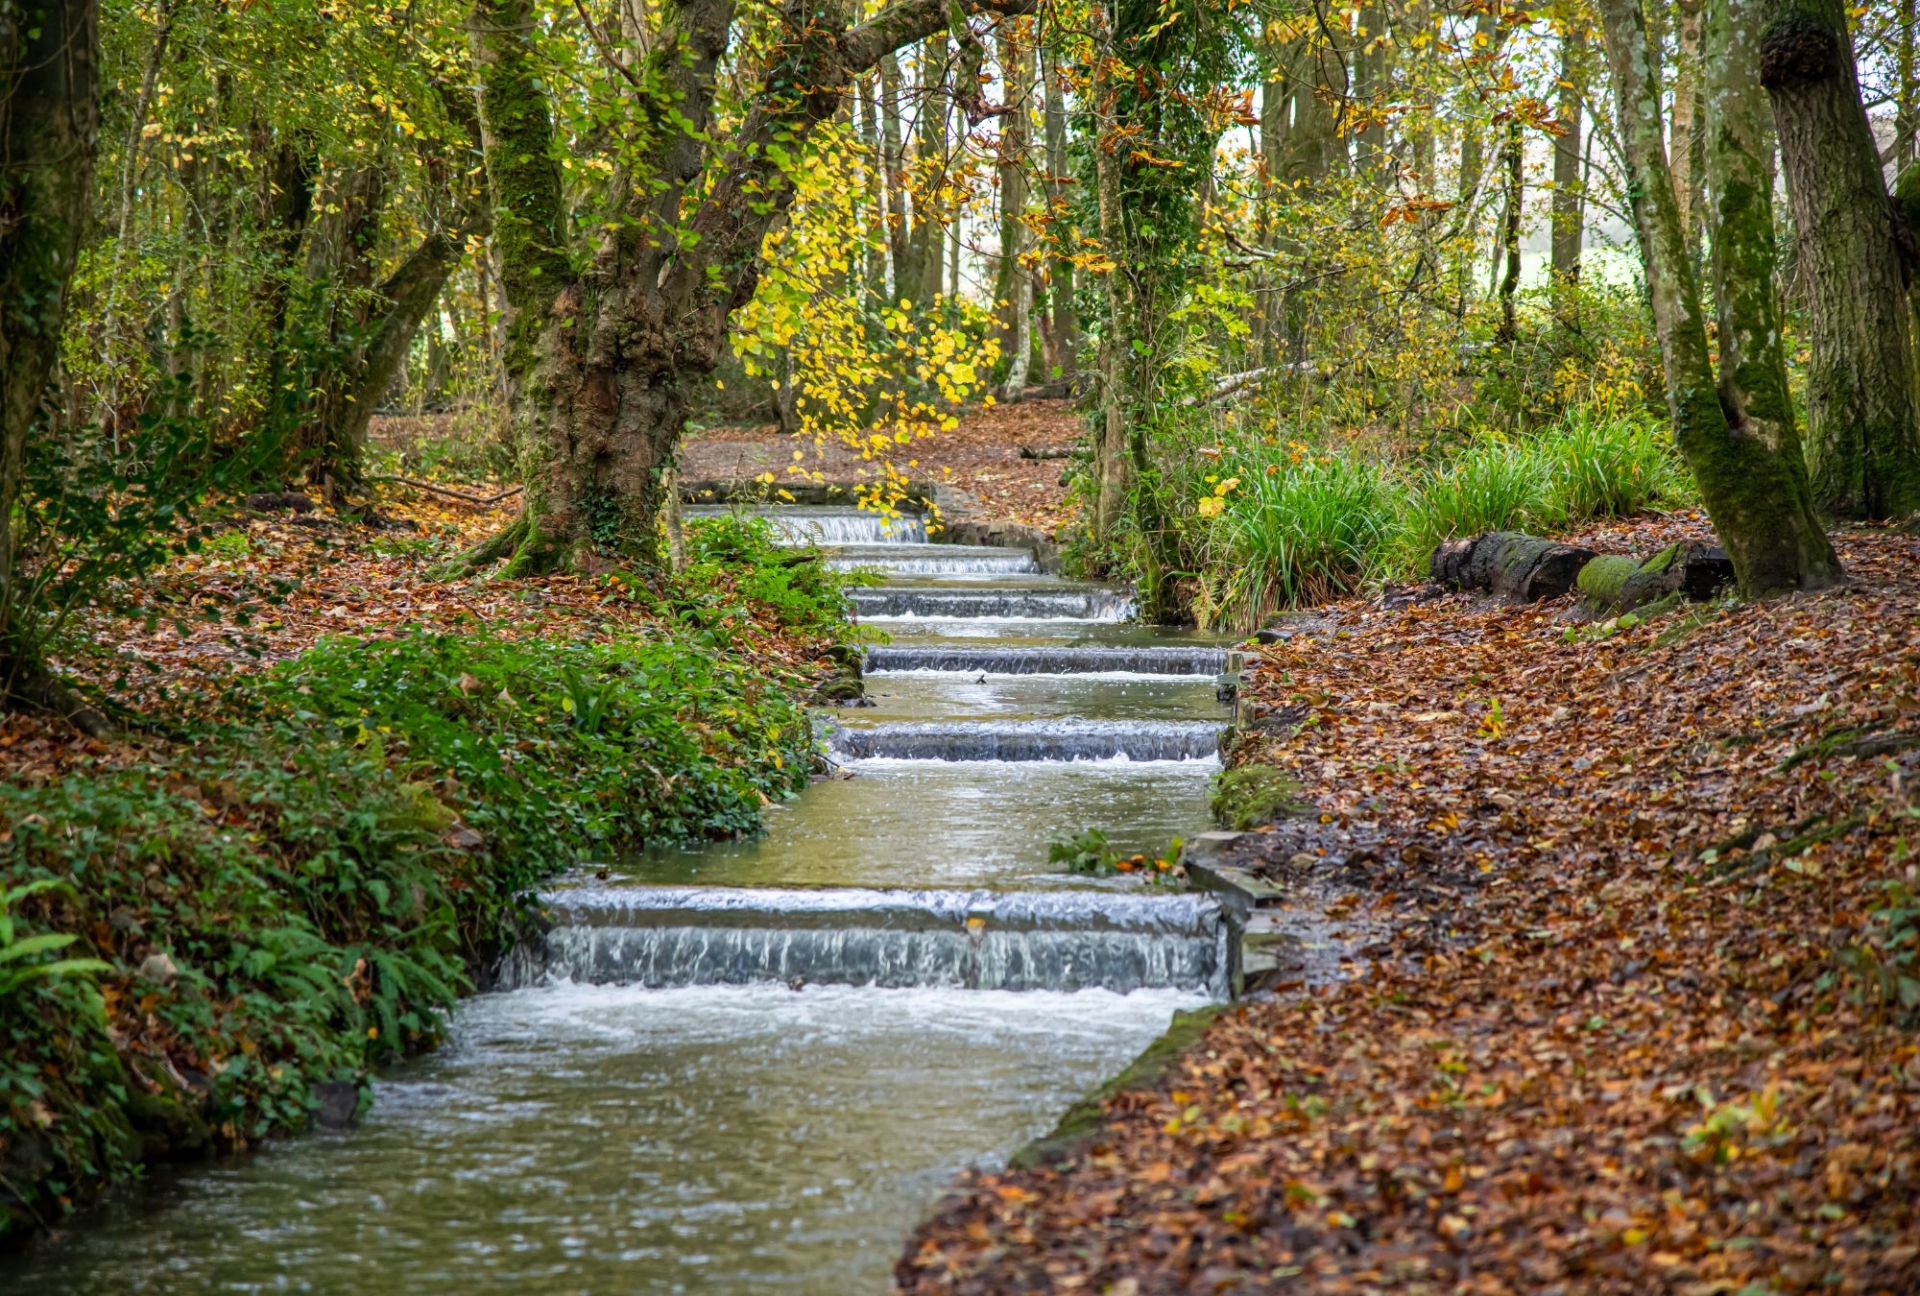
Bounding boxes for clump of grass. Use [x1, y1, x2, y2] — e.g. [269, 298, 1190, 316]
[1204, 450, 1397, 627]
[1539, 407, 1693, 521]
[1392, 437, 1560, 575]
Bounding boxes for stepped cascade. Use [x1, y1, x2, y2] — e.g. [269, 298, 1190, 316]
[7, 502, 1237, 1294]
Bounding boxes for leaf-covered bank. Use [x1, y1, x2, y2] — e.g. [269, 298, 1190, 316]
[901, 519, 1920, 1294]
[0, 509, 847, 1243]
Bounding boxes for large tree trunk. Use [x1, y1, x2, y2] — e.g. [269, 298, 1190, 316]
[1760, 0, 1920, 521]
[1595, 0, 1838, 595]
[0, 0, 108, 734]
[1704, 0, 1799, 454]
[458, 0, 1033, 578]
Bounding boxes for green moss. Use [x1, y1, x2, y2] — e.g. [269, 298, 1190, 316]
[1012, 1005, 1226, 1169]
[1209, 764, 1311, 831]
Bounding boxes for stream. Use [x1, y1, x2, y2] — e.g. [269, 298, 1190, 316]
[6, 506, 1233, 1293]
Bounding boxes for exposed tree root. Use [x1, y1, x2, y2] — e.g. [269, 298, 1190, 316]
[4, 652, 114, 740]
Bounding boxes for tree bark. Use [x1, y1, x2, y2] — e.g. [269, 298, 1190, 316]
[1595, 0, 1838, 595]
[879, 51, 911, 297]
[1550, 28, 1586, 316]
[1495, 121, 1523, 344]
[995, 28, 1033, 398]
[0, 0, 109, 733]
[1704, 0, 1798, 456]
[1760, 0, 1920, 520]
[1670, 0, 1705, 242]
[1039, 44, 1077, 383]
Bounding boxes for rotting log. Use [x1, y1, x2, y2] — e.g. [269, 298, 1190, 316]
[1577, 540, 1735, 613]
[1429, 532, 1597, 602]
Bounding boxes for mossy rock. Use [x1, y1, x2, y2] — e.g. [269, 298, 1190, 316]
[810, 675, 865, 705]
[1209, 764, 1311, 831]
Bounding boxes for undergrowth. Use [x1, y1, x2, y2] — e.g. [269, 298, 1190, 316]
[0, 514, 843, 1241]
[1193, 406, 1696, 630]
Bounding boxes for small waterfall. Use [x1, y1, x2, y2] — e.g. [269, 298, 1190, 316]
[851, 587, 1135, 621]
[684, 505, 929, 545]
[826, 544, 1039, 576]
[829, 719, 1223, 762]
[866, 645, 1231, 676]
[507, 886, 1230, 995]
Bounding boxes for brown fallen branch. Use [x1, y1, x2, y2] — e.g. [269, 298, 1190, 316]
[369, 476, 524, 507]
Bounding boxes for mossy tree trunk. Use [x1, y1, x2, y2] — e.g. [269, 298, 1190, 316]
[459, 0, 1036, 578]
[0, 0, 110, 735]
[1760, 0, 1920, 521]
[1595, 0, 1838, 596]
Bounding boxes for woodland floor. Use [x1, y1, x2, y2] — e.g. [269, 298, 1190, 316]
[899, 517, 1920, 1295]
[17, 481, 821, 781]
[683, 398, 1081, 530]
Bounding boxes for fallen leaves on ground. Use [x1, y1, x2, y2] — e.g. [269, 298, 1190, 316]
[679, 399, 1080, 529]
[899, 520, 1920, 1295]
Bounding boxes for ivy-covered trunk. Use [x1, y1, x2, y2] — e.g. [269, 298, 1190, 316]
[1595, 0, 1837, 596]
[0, 0, 107, 732]
[1760, 0, 1920, 521]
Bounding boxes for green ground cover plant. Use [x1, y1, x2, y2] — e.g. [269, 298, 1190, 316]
[0, 515, 843, 1241]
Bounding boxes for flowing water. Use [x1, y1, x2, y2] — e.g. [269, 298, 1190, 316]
[8, 505, 1233, 1294]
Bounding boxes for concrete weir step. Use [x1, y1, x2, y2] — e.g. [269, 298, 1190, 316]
[825, 543, 1039, 575]
[829, 719, 1223, 763]
[513, 885, 1232, 995]
[851, 585, 1133, 621]
[865, 644, 1234, 676]
[682, 504, 928, 546]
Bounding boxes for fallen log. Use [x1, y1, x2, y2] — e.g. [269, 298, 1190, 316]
[1577, 540, 1733, 614]
[1429, 531, 1597, 602]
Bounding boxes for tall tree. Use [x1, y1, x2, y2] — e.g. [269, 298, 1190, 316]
[1550, 25, 1586, 316]
[995, 26, 1034, 399]
[452, 0, 1036, 576]
[0, 0, 105, 728]
[1038, 43, 1077, 383]
[1595, 0, 1837, 594]
[1760, 0, 1920, 520]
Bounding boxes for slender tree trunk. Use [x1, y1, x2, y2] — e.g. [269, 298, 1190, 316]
[859, 74, 890, 308]
[1595, 0, 1838, 594]
[0, 0, 110, 733]
[1550, 28, 1586, 320]
[907, 39, 950, 306]
[995, 29, 1033, 398]
[1760, 0, 1920, 520]
[1671, 0, 1705, 243]
[1091, 11, 1133, 544]
[879, 52, 910, 298]
[1496, 120, 1523, 343]
[1355, 2, 1388, 181]
[1897, 0, 1917, 176]
[1040, 44, 1077, 383]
